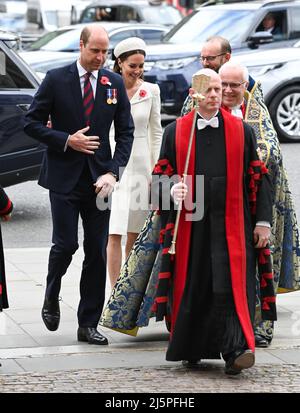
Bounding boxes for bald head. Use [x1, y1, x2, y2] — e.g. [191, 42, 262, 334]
[219, 61, 249, 82]
[219, 62, 249, 109]
[80, 24, 109, 46]
[79, 24, 109, 72]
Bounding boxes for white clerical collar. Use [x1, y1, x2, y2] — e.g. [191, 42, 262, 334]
[230, 100, 244, 119]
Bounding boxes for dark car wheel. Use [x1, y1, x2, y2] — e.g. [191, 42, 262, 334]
[269, 85, 300, 143]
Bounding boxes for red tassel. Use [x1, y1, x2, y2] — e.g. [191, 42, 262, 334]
[259, 250, 267, 264]
[156, 296, 168, 303]
[261, 278, 267, 288]
[262, 272, 273, 280]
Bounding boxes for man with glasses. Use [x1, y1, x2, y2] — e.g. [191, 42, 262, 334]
[181, 35, 257, 116]
[181, 36, 231, 116]
[218, 61, 300, 349]
[199, 35, 231, 72]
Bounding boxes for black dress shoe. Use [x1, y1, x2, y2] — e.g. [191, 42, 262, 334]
[182, 360, 201, 368]
[77, 327, 108, 345]
[225, 349, 255, 375]
[41, 297, 60, 331]
[255, 334, 271, 348]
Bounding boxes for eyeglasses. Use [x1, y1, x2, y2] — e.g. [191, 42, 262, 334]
[199, 53, 226, 62]
[221, 81, 247, 90]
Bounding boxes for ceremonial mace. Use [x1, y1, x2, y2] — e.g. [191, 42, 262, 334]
[168, 73, 210, 255]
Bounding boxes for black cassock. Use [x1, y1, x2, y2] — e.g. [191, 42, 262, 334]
[155, 112, 272, 361]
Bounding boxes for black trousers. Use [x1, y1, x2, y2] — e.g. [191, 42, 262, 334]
[46, 164, 110, 327]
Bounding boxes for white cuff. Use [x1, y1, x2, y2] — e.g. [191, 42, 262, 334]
[170, 185, 179, 205]
[64, 135, 71, 152]
[256, 221, 271, 228]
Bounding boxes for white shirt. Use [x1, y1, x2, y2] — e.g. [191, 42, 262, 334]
[64, 62, 99, 152]
[76, 60, 98, 98]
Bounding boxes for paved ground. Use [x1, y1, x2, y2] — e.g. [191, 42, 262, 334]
[1, 247, 300, 393]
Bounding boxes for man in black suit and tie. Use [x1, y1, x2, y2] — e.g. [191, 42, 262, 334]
[24, 24, 134, 345]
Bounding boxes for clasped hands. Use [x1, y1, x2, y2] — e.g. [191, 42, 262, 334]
[171, 181, 270, 248]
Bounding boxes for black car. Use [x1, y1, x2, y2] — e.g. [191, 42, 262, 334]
[0, 31, 43, 187]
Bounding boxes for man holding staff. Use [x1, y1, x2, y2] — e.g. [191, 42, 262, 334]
[152, 68, 273, 375]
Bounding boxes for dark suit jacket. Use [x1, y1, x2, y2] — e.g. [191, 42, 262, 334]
[271, 26, 282, 36]
[24, 63, 134, 193]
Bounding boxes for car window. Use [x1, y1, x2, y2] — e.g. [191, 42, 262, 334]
[290, 8, 300, 39]
[0, 51, 33, 89]
[136, 28, 165, 43]
[140, 5, 181, 26]
[81, 6, 117, 22]
[28, 29, 73, 51]
[118, 6, 139, 22]
[164, 9, 255, 44]
[255, 10, 287, 41]
[30, 29, 81, 52]
[109, 30, 136, 48]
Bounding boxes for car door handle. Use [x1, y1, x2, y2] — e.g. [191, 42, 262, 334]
[17, 104, 31, 111]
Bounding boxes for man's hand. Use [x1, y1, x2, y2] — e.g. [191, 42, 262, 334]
[253, 225, 271, 248]
[68, 126, 100, 154]
[171, 181, 188, 204]
[94, 173, 116, 198]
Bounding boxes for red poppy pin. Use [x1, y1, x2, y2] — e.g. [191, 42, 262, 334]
[139, 89, 147, 98]
[100, 76, 111, 86]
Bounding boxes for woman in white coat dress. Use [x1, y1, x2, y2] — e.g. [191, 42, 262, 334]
[107, 37, 162, 288]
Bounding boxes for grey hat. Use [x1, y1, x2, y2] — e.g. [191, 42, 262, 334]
[114, 37, 146, 58]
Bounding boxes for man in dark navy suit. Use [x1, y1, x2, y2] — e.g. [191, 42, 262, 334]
[24, 24, 134, 345]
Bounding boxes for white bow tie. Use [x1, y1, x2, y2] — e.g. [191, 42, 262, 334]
[197, 116, 219, 130]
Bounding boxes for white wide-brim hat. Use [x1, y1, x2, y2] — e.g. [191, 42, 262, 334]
[114, 37, 146, 58]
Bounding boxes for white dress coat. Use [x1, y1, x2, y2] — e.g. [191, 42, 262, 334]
[109, 81, 162, 235]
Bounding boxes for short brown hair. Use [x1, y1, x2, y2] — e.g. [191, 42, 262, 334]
[206, 35, 232, 54]
[80, 27, 91, 46]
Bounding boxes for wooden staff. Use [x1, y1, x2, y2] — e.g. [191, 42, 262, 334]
[168, 74, 210, 255]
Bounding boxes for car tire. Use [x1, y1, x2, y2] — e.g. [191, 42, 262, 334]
[269, 85, 300, 143]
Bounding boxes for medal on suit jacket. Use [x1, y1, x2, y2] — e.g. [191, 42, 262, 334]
[107, 89, 113, 104]
[112, 89, 117, 104]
